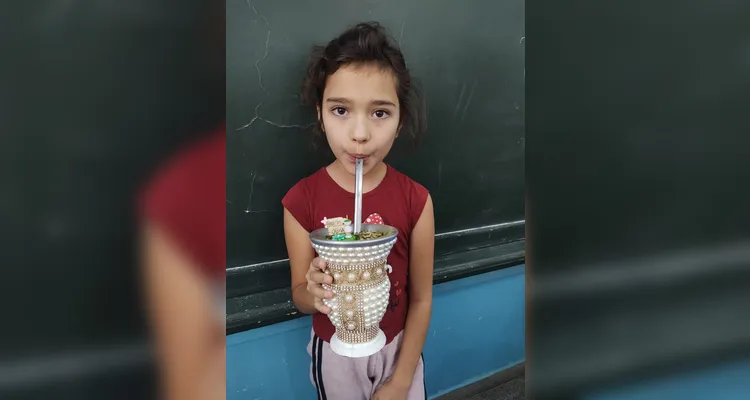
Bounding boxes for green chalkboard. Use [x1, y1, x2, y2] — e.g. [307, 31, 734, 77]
[227, 0, 525, 269]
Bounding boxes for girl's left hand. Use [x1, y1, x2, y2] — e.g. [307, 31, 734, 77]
[372, 378, 410, 400]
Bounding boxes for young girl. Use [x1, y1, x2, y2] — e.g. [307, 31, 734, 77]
[282, 22, 434, 400]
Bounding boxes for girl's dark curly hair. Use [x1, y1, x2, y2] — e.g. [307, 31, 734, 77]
[301, 22, 426, 147]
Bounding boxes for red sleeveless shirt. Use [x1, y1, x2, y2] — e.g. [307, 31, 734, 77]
[282, 164, 429, 344]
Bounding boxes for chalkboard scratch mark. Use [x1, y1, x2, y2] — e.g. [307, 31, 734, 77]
[239, 0, 273, 132]
[258, 119, 314, 129]
[398, 21, 405, 47]
[255, 30, 271, 94]
[247, 0, 268, 26]
[226, 199, 234, 205]
[238, 108, 314, 131]
[519, 36, 525, 44]
[454, 83, 467, 119]
[236, 99, 265, 131]
[244, 172, 257, 213]
[460, 80, 477, 121]
[237, 119, 256, 131]
[236, 10, 315, 133]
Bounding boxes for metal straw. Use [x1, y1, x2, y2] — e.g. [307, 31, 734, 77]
[353, 158, 364, 234]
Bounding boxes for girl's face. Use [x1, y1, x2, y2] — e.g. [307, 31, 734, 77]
[319, 64, 400, 177]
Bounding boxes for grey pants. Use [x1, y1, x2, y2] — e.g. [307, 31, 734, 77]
[306, 329, 426, 400]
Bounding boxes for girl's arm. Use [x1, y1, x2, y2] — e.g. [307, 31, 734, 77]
[141, 222, 225, 400]
[391, 194, 435, 387]
[284, 207, 318, 314]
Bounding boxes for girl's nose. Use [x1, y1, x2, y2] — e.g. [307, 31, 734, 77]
[349, 117, 370, 143]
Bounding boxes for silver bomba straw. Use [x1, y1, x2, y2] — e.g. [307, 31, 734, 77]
[354, 158, 364, 234]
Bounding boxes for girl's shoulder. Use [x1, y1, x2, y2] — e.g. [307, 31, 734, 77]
[281, 167, 329, 231]
[384, 164, 429, 198]
[382, 165, 430, 226]
[139, 122, 226, 276]
[283, 166, 328, 198]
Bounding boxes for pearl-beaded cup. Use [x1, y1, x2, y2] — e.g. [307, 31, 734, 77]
[310, 224, 398, 345]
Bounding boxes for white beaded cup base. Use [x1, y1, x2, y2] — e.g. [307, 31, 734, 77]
[330, 329, 386, 358]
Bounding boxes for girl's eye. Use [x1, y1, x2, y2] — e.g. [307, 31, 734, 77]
[332, 107, 348, 116]
[373, 109, 390, 119]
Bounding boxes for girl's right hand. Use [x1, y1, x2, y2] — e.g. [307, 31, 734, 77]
[305, 257, 333, 314]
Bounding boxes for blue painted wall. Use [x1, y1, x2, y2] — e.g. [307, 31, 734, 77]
[227, 265, 526, 399]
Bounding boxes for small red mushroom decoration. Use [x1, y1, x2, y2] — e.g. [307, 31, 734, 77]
[364, 213, 384, 225]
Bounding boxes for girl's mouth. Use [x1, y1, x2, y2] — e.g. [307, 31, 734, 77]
[348, 154, 369, 163]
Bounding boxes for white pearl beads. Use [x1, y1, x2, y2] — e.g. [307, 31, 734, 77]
[311, 232, 397, 345]
[311, 236, 397, 265]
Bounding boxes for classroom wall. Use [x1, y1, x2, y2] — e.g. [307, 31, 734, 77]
[227, 265, 525, 399]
